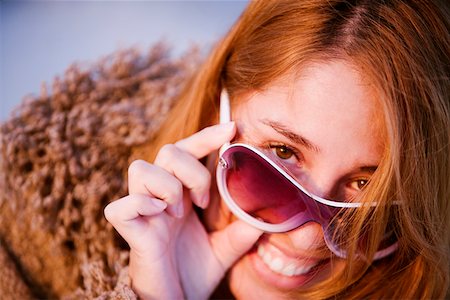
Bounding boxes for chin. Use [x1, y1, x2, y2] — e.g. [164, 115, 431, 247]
[227, 240, 341, 299]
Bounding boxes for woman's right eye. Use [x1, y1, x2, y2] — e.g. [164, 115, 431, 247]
[348, 178, 369, 191]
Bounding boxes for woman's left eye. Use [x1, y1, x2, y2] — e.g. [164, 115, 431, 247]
[268, 144, 300, 165]
[349, 178, 369, 191]
[274, 145, 294, 159]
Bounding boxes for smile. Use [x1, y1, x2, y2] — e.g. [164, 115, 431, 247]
[256, 238, 320, 277]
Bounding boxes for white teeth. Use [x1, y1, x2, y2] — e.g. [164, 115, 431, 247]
[257, 243, 317, 277]
[293, 265, 313, 276]
[262, 250, 272, 266]
[283, 264, 296, 276]
[257, 243, 265, 257]
[269, 257, 284, 272]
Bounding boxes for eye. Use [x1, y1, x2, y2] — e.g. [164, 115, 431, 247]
[273, 145, 294, 160]
[260, 143, 304, 177]
[349, 178, 369, 191]
[267, 144, 301, 166]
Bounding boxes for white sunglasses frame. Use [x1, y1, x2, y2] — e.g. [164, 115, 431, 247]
[215, 89, 399, 259]
[216, 89, 370, 231]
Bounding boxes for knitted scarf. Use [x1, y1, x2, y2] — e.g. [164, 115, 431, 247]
[0, 43, 200, 299]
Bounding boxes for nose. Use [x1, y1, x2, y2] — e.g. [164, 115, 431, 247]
[283, 166, 339, 255]
[298, 168, 340, 201]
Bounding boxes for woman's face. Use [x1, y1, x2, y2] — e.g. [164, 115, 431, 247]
[206, 60, 385, 298]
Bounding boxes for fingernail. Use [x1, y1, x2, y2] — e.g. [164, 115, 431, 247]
[175, 203, 184, 218]
[200, 193, 209, 208]
[153, 200, 167, 209]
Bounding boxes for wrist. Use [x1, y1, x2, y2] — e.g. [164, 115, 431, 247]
[129, 249, 184, 300]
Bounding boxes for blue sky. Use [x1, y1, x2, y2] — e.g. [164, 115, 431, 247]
[0, 0, 248, 121]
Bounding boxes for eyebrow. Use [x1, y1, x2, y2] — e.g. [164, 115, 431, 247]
[260, 119, 321, 153]
[359, 166, 378, 174]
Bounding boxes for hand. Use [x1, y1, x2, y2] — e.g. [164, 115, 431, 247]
[104, 122, 263, 300]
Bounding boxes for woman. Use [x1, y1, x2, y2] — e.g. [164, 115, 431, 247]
[105, 0, 450, 299]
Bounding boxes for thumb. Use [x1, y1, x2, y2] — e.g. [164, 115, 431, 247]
[210, 220, 263, 271]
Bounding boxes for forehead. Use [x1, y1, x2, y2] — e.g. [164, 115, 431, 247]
[233, 60, 386, 164]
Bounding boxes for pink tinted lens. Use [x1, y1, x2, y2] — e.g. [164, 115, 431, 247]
[222, 146, 336, 226]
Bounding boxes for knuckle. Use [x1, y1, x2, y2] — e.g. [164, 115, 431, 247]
[103, 202, 116, 222]
[128, 159, 149, 178]
[155, 144, 179, 166]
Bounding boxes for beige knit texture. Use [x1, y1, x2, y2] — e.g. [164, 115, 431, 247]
[0, 43, 199, 299]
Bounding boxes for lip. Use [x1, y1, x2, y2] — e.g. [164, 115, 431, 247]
[247, 238, 329, 290]
[259, 235, 326, 261]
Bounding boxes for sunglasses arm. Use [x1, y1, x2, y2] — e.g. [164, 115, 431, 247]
[219, 89, 232, 155]
[220, 89, 231, 124]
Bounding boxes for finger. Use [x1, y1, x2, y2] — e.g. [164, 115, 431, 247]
[154, 144, 211, 208]
[209, 220, 263, 271]
[128, 159, 184, 218]
[104, 194, 167, 224]
[175, 122, 236, 159]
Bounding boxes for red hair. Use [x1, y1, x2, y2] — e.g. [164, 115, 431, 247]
[148, 1, 450, 298]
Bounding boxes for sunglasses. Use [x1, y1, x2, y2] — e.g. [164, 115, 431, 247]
[215, 90, 398, 259]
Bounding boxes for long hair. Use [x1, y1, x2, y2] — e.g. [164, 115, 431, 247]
[147, 0, 450, 298]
